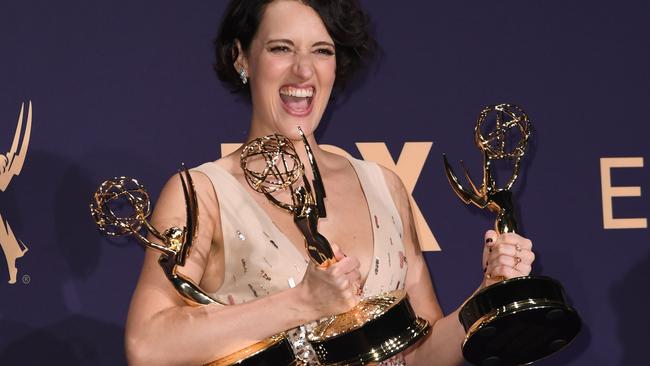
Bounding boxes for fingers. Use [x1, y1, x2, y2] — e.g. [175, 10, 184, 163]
[482, 230, 498, 269]
[310, 242, 363, 308]
[483, 231, 535, 282]
[488, 245, 535, 262]
[330, 255, 360, 277]
[301, 250, 362, 316]
[331, 243, 346, 262]
[330, 269, 361, 290]
[344, 266, 361, 283]
[487, 265, 524, 280]
[330, 266, 362, 310]
[484, 230, 498, 243]
[318, 255, 361, 287]
[497, 233, 533, 250]
[329, 254, 362, 302]
[487, 254, 533, 275]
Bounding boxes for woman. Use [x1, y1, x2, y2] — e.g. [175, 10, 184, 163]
[126, 1, 535, 365]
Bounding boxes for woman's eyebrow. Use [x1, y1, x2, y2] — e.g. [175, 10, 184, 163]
[266, 39, 334, 48]
[266, 39, 294, 45]
[313, 41, 335, 48]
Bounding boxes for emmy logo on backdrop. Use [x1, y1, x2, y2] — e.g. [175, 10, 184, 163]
[0, 102, 32, 284]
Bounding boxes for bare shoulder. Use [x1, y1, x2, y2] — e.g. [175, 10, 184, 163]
[321, 149, 355, 172]
[135, 167, 221, 303]
[151, 168, 218, 227]
[146, 167, 221, 275]
[158, 169, 215, 199]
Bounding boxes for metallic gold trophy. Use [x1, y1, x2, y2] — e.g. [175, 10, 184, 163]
[241, 129, 430, 365]
[90, 168, 296, 366]
[443, 104, 581, 366]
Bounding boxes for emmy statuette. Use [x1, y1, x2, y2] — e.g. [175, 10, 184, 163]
[90, 167, 296, 366]
[443, 104, 581, 366]
[240, 129, 430, 365]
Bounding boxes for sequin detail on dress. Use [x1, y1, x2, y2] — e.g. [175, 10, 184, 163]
[236, 230, 246, 240]
[287, 324, 318, 365]
[378, 354, 406, 366]
[241, 259, 248, 273]
[261, 269, 271, 281]
[248, 283, 258, 297]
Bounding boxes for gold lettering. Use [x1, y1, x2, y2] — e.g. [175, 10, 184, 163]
[600, 157, 647, 229]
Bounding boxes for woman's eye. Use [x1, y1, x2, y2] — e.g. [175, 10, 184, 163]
[316, 48, 335, 56]
[270, 46, 291, 53]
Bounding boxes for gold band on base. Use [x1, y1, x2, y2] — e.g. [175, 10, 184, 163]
[309, 291, 430, 365]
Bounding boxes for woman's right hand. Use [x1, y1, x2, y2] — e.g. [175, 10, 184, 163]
[297, 244, 362, 318]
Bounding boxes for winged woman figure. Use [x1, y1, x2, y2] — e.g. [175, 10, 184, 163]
[0, 101, 31, 284]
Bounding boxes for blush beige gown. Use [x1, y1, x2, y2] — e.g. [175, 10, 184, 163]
[192, 156, 409, 365]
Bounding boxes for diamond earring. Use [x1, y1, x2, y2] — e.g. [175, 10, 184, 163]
[239, 69, 248, 85]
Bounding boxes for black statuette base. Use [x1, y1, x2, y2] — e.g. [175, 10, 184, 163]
[235, 337, 296, 366]
[311, 297, 430, 365]
[460, 276, 581, 366]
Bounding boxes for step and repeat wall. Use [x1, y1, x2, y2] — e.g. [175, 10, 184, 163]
[1, 1, 648, 365]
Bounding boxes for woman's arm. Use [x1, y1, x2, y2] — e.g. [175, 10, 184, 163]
[125, 171, 361, 366]
[380, 167, 534, 366]
[380, 167, 465, 365]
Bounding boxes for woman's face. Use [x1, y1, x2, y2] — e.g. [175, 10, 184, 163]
[239, 0, 336, 140]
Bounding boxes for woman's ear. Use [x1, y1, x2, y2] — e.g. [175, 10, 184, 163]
[233, 39, 249, 74]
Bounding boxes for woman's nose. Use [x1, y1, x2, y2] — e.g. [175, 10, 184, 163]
[292, 53, 314, 80]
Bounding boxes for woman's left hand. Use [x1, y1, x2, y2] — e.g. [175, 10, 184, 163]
[482, 230, 535, 287]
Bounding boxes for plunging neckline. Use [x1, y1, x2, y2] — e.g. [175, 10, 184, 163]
[207, 156, 378, 286]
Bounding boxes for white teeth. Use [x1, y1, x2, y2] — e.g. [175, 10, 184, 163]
[280, 87, 314, 98]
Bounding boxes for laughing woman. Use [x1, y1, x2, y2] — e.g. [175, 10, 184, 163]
[125, 1, 535, 365]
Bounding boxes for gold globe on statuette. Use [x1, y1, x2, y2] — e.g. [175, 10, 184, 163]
[240, 129, 430, 365]
[90, 167, 296, 366]
[443, 104, 582, 366]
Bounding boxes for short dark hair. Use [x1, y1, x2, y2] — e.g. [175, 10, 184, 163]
[214, 0, 377, 96]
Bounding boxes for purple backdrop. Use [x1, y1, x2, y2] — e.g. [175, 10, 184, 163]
[1, 1, 649, 365]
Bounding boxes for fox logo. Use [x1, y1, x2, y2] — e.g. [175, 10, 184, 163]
[1, 102, 31, 284]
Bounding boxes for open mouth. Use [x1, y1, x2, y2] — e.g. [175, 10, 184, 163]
[279, 85, 314, 116]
